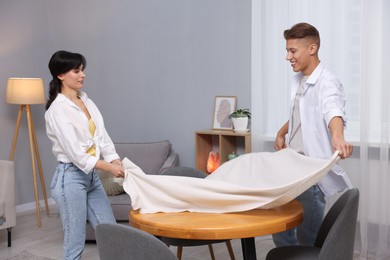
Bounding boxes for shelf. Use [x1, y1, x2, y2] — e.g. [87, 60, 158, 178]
[195, 130, 252, 173]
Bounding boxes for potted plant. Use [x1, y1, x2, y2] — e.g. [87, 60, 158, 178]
[228, 108, 251, 132]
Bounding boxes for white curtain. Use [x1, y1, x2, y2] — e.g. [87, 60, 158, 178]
[251, 0, 390, 258]
[357, 0, 390, 258]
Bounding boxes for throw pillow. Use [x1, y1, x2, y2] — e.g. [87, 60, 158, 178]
[97, 170, 125, 196]
[114, 140, 171, 175]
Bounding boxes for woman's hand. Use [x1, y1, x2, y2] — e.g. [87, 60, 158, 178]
[111, 159, 122, 166]
[108, 163, 125, 178]
[95, 159, 125, 178]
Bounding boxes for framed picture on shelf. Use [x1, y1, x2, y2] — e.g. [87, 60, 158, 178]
[212, 96, 237, 130]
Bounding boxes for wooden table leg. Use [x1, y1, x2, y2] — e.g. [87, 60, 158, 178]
[241, 237, 256, 260]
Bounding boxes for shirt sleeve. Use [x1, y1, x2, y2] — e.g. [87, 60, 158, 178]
[321, 77, 347, 128]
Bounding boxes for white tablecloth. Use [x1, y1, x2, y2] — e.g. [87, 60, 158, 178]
[119, 148, 340, 213]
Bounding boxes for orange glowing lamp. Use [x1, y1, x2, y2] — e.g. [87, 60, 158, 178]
[207, 151, 220, 173]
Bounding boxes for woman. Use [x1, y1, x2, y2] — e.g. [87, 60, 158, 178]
[45, 50, 125, 260]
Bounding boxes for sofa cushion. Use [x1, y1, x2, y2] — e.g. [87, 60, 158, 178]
[98, 170, 125, 196]
[114, 140, 171, 175]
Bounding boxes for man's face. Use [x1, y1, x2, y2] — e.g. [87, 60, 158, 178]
[285, 38, 316, 76]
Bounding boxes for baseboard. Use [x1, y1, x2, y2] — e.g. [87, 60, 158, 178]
[16, 198, 56, 215]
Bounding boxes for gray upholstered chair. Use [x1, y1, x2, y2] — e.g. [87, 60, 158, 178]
[96, 223, 177, 260]
[266, 188, 359, 260]
[161, 167, 235, 260]
[0, 160, 16, 247]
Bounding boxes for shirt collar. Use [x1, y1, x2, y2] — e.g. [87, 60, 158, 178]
[56, 91, 88, 102]
[306, 62, 324, 85]
[55, 91, 88, 109]
[293, 62, 325, 85]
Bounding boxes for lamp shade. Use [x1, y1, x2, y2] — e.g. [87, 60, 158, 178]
[6, 78, 46, 104]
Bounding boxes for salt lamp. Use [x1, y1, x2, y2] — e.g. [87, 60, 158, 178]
[207, 151, 220, 173]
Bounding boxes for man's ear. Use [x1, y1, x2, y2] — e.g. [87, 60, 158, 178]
[309, 43, 318, 55]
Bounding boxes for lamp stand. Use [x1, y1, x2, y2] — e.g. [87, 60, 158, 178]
[9, 104, 50, 227]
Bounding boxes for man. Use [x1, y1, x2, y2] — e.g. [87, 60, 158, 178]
[273, 22, 353, 246]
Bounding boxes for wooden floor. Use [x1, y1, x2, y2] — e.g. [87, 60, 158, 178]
[0, 206, 276, 259]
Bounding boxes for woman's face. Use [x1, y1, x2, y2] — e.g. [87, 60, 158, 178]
[58, 65, 85, 91]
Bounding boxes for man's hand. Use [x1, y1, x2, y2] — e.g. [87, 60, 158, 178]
[274, 121, 289, 151]
[274, 135, 287, 151]
[329, 117, 353, 159]
[332, 136, 353, 159]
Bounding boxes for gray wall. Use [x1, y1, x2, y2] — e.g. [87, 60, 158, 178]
[0, 0, 251, 206]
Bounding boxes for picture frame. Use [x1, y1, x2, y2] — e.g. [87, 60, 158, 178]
[212, 96, 237, 130]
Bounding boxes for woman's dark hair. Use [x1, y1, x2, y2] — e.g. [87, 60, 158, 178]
[46, 50, 86, 110]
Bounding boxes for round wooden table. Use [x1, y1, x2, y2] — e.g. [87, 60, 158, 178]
[130, 200, 303, 260]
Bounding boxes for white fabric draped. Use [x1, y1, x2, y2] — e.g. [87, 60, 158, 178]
[251, 0, 390, 258]
[121, 148, 340, 214]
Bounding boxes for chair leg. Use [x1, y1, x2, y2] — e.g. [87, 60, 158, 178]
[225, 240, 235, 260]
[177, 246, 183, 260]
[7, 227, 12, 247]
[207, 244, 216, 260]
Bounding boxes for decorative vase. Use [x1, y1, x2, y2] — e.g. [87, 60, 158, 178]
[227, 151, 238, 160]
[231, 117, 249, 131]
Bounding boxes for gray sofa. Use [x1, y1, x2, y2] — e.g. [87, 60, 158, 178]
[86, 140, 179, 241]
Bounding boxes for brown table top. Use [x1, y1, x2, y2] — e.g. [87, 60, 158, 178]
[129, 200, 303, 240]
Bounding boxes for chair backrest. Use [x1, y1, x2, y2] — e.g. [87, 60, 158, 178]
[96, 223, 177, 260]
[315, 188, 359, 260]
[161, 166, 207, 179]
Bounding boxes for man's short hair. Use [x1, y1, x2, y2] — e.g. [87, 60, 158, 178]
[284, 23, 320, 49]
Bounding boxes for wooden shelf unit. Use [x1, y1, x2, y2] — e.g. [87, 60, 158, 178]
[195, 130, 252, 173]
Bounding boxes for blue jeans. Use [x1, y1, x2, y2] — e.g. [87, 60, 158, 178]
[272, 185, 325, 246]
[51, 163, 116, 260]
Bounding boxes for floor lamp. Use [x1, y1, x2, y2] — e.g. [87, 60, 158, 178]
[6, 78, 50, 227]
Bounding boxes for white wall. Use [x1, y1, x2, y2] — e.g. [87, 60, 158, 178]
[0, 0, 251, 206]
